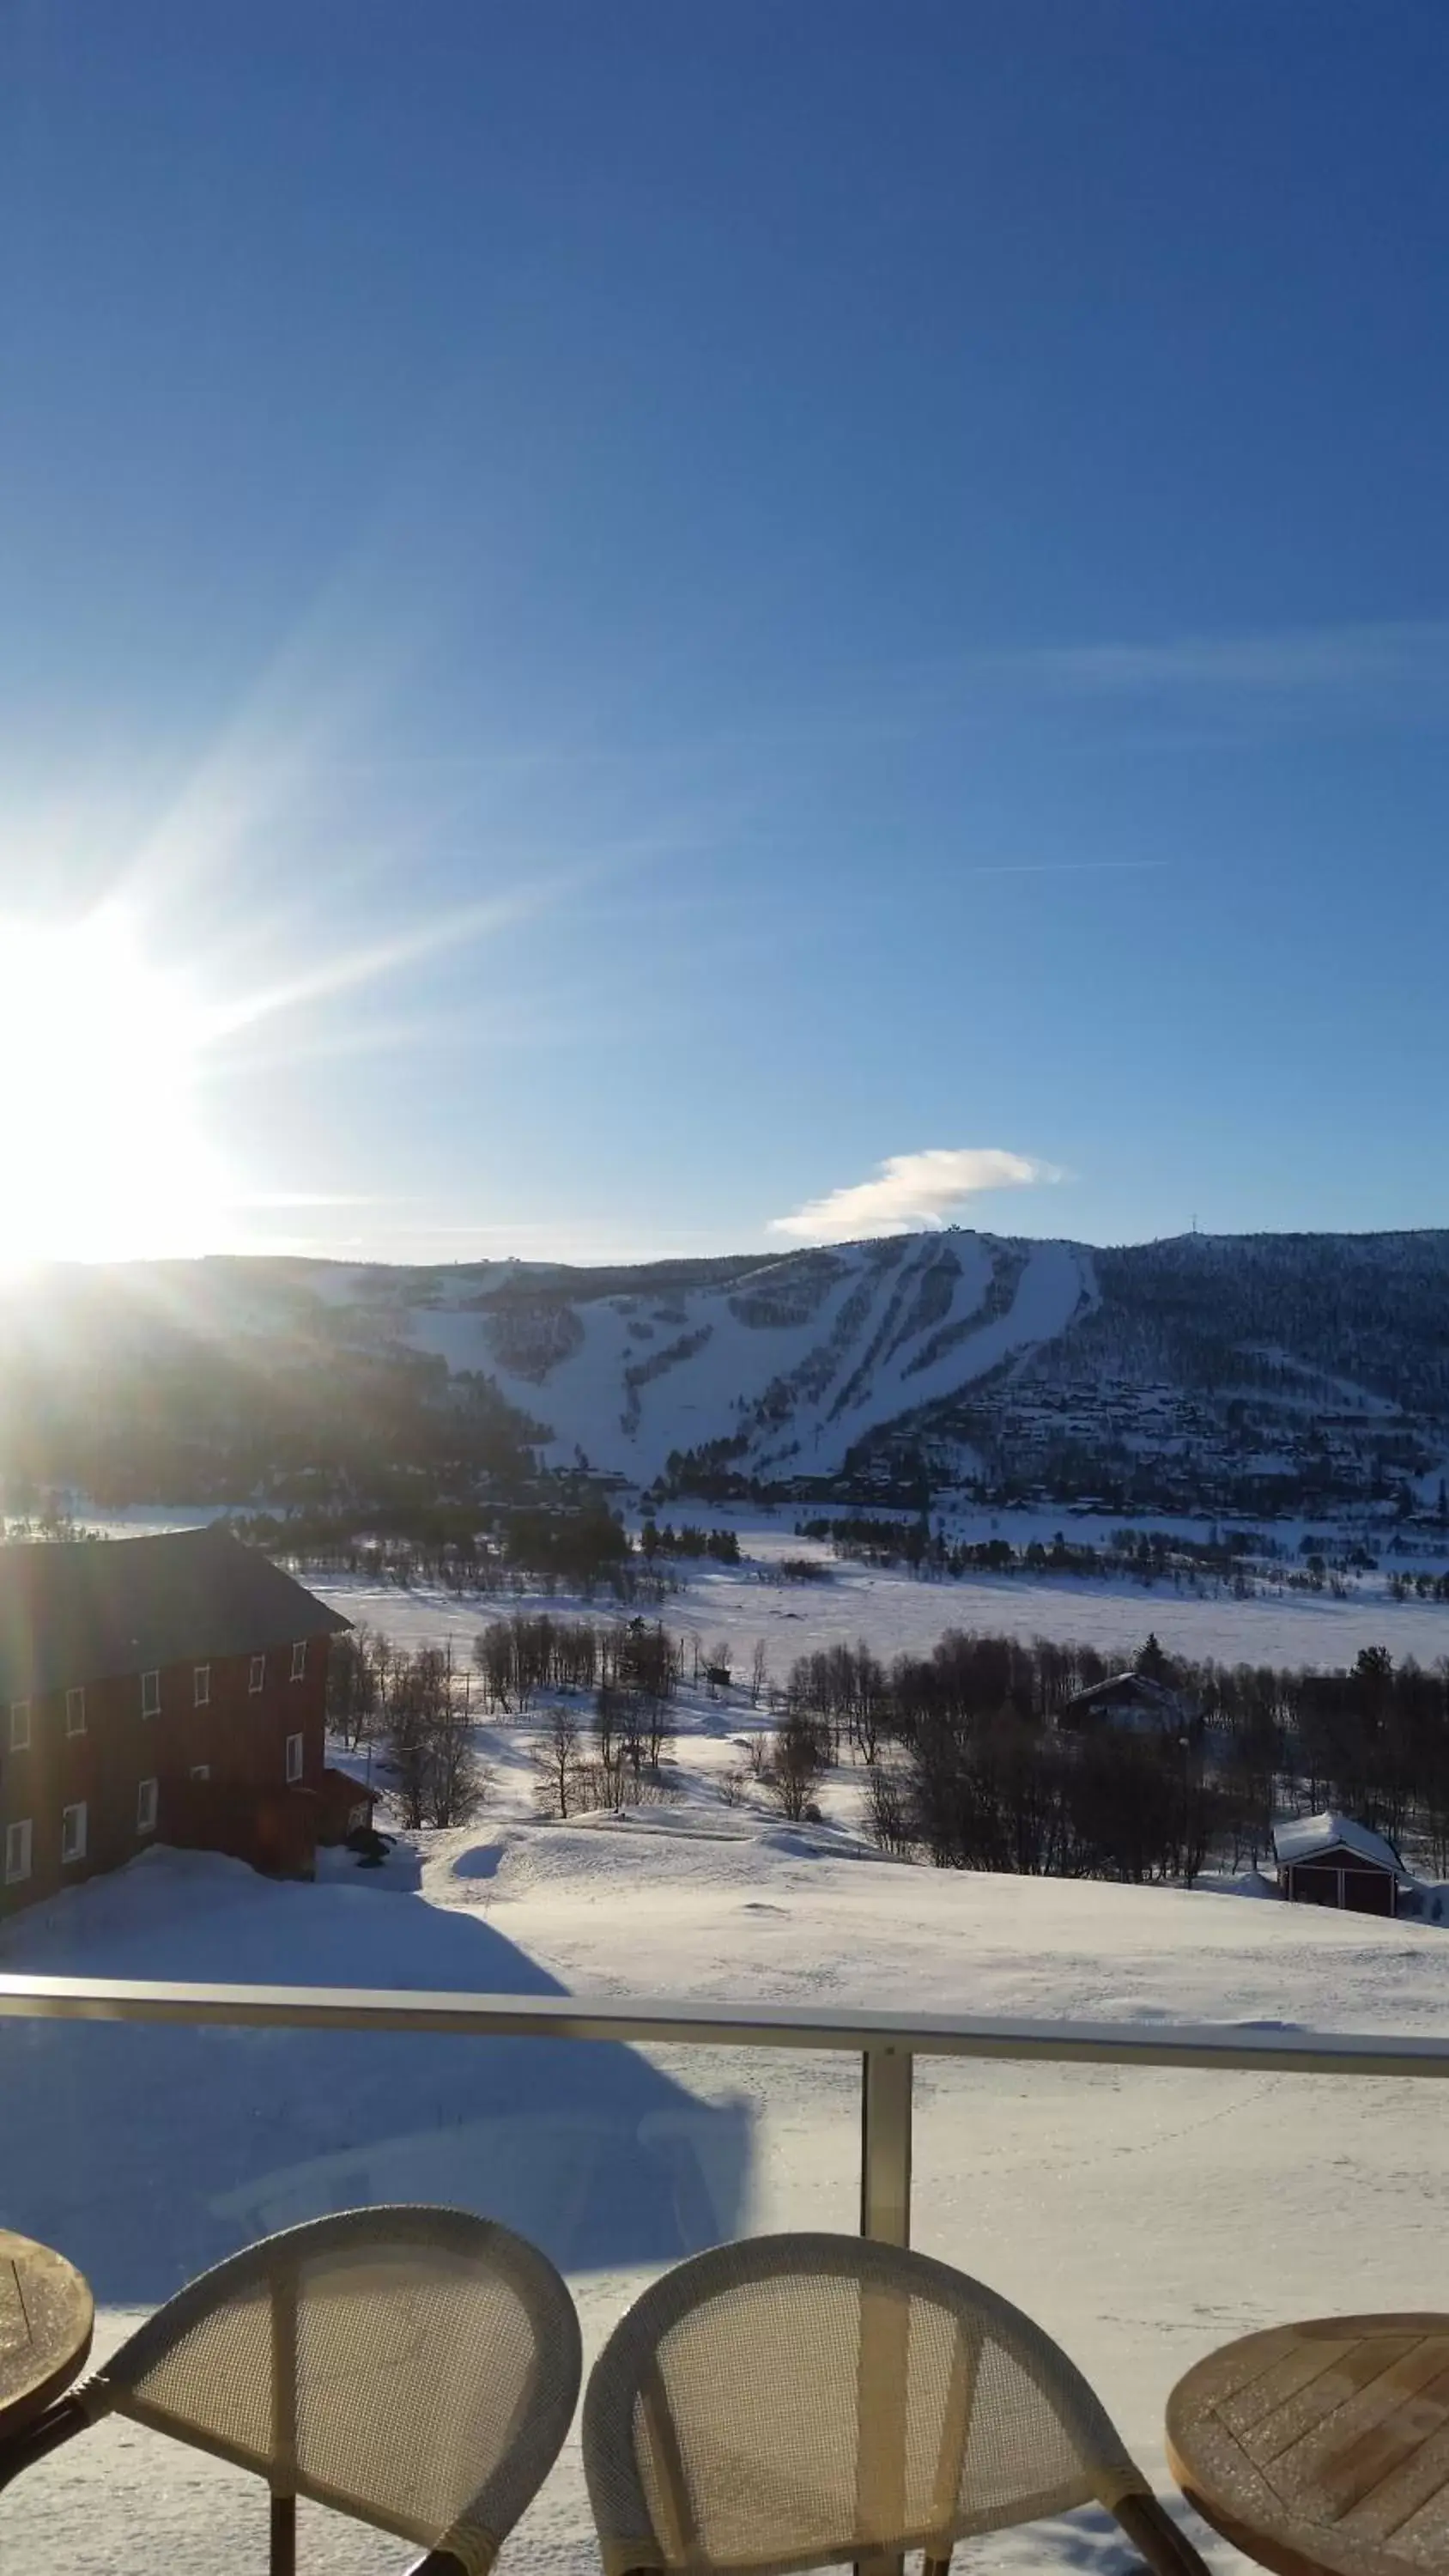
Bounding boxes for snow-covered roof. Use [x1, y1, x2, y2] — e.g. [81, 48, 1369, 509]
[1272, 1812, 1407, 1878]
[1066, 1671, 1185, 1711]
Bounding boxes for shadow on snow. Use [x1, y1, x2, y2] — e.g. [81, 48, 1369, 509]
[0, 1847, 750, 2304]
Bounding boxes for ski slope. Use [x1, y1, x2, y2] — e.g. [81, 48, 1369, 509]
[402, 1234, 1092, 1479]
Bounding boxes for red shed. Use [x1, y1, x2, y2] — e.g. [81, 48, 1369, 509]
[1272, 1812, 1410, 1917]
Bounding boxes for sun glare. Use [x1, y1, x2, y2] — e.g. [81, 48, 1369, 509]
[0, 909, 227, 1268]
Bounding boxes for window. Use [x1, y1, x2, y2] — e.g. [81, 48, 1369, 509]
[65, 1686, 86, 1737]
[190, 1764, 210, 1783]
[8, 1700, 30, 1753]
[285, 1732, 304, 1784]
[290, 1640, 307, 1682]
[249, 1654, 266, 1694]
[136, 1777, 158, 1834]
[193, 1664, 210, 1709]
[60, 1801, 87, 1865]
[3, 1818, 31, 1884]
[141, 1669, 161, 1719]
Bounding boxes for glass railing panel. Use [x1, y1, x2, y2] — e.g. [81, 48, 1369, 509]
[11, 1984, 1449, 2573]
[557, 2036, 857, 2576]
[1, 2006, 858, 2573]
[912, 2052, 1449, 2561]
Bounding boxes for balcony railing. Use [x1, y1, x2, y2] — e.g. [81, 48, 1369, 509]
[6, 1971, 1449, 2250]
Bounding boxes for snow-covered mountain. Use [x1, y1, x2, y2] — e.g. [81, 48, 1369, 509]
[6, 1227, 1443, 1513]
[451, 1232, 1094, 1483]
[397, 1227, 1449, 1507]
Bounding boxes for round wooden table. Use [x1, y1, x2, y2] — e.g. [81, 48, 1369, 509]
[1167, 2315, 1449, 2576]
[0, 2231, 94, 2442]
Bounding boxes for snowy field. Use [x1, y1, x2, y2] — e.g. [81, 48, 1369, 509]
[51, 1501, 1449, 1668]
[6, 1532, 1449, 2574]
[314, 1520, 1449, 1684]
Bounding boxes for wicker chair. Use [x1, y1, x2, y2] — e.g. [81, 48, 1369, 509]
[0, 2204, 582, 2576]
[582, 2233, 1210, 2576]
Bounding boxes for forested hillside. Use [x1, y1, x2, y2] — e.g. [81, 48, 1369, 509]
[0, 1230, 1445, 1514]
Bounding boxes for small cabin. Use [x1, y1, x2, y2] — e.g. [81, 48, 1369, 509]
[1272, 1813, 1410, 1918]
[1058, 1671, 1193, 1735]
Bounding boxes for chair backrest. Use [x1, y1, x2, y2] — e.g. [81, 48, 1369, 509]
[583, 2232, 1150, 2576]
[80, 2206, 581, 2574]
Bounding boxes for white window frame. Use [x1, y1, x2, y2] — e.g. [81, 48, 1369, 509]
[190, 1764, 210, 1783]
[249, 1654, 266, 1694]
[285, 1732, 304, 1784]
[8, 1700, 30, 1753]
[60, 1801, 87, 1865]
[193, 1664, 210, 1709]
[289, 1640, 307, 1683]
[65, 1686, 86, 1737]
[136, 1777, 158, 1835]
[4, 1817, 32, 1884]
[140, 1668, 161, 1719]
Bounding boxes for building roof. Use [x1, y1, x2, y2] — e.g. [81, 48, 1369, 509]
[1070, 1670, 1181, 1706]
[1063, 1672, 1189, 1722]
[1271, 1811, 1407, 1878]
[0, 1525, 349, 1700]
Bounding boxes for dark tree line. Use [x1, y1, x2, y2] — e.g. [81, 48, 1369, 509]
[242, 1500, 662, 1602]
[639, 1521, 741, 1563]
[783, 1630, 1449, 1883]
[470, 1613, 677, 1712]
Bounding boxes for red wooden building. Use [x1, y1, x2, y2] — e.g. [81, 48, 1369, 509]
[0, 1525, 352, 1918]
[1272, 1811, 1410, 1917]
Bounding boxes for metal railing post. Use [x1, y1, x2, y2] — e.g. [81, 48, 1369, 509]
[860, 2044, 912, 2245]
[858, 2048, 912, 2576]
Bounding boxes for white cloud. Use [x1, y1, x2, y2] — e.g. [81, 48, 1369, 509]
[986, 620, 1449, 701]
[767, 1147, 1058, 1244]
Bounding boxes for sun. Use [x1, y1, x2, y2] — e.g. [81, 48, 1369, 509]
[0, 908, 228, 1267]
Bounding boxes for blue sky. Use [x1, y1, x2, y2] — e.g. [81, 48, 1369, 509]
[2, 3, 1446, 1264]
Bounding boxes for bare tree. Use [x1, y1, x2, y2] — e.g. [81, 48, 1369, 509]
[385, 1643, 488, 1828]
[537, 1705, 582, 1820]
[594, 1684, 632, 1803]
[426, 1654, 489, 1827]
[326, 1622, 379, 1752]
[749, 1639, 768, 1708]
[765, 1712, 826, 1823]
[387, 1653, 433, 1832]
[864, 1761, 913, 1856]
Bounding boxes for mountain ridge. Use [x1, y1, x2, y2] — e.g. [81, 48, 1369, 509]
[2, 1228, 1445, 1514]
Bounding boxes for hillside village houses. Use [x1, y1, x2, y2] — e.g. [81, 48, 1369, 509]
[0, 1525, 355, 1917]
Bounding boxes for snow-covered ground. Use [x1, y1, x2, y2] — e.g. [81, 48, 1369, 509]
[7, 1804, 1449, 2576]
[317, 1520, 1449, 1685]
[47, 1501, 1449, 1651]
[7, 1536, 1449, 2575]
